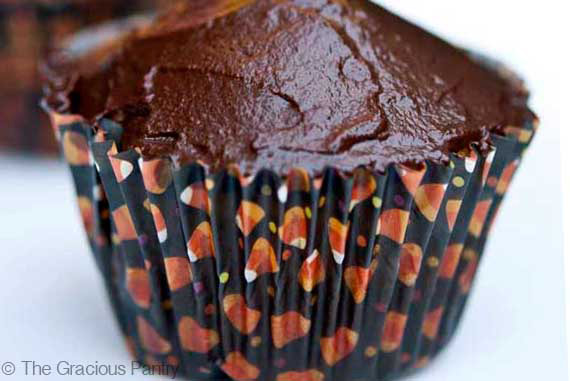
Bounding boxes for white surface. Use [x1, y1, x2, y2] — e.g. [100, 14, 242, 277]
[563, 74, 570, 381]
[0, 1, 568, 380]
[0, 147, 566, 381]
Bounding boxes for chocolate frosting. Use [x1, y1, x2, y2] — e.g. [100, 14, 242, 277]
[44, 0, 535, 175]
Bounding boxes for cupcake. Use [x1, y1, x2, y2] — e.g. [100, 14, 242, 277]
[42, 0, 537, 380]
[0, 0, 171, 154]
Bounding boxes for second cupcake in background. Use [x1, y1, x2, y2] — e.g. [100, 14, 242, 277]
[0, 0, 173, 154]
[42, 0, 537, 380]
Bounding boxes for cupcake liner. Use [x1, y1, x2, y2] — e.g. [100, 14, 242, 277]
[0, 0, 163, 154]
[48, 102, 536, 380]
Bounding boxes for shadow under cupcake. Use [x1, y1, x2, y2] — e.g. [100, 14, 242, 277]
[41, 0, 537, 380]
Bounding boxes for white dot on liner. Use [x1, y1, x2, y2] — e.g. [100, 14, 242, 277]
[120, 160, 134, 180]
[465, 158, 476, 173]
[187, 248, 198, 262]
[277, 185, 288, 203]
[486, 150, 496, 164]
[180, 186, 194, 205]
[333, 250, 345, 265]
[157, 228, 168, 243]
[244, 269, 258, 283]
[307, 249, 319, 263]
[93, 185, 102, 201]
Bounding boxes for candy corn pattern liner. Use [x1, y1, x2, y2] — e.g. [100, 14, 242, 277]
[48, 97, 536, 380]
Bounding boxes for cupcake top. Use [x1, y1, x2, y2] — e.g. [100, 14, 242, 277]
[44, 0, 534, 175]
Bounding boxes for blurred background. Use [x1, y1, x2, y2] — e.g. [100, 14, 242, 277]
[0, 0, 171, 154]
[0, 0, 568, 380]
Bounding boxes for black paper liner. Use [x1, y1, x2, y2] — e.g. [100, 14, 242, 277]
[48, 101, 536, 380]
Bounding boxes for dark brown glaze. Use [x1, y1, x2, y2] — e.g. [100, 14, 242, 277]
[43, 0, 535, 175]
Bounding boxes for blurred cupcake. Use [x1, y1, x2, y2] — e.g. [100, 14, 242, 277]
[42, 1, 537, 380]
[0, 0, 172, 154]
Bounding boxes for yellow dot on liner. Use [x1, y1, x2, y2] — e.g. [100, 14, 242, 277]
[452, 176, 465, 188]
[167, 355, 179, 366]
[206, 179, 215, 190]
[463, 249, 477, 261]
[219, 272, 229, 284]
[457, 148, 470, 158]
[261, 185, 272, 196]
[519, 130, 532, 143]
[450, 161, 456, 169]
[112, 234, 121, 245]
[269, 222, 277, 234]
[365, 346, 378, 357]
[426, 256, 439, 267]
[319, 196, 326, 207]
[372, 197, 382, 208]
[305, 207, 312, 219]
[251, 336, 262, 347]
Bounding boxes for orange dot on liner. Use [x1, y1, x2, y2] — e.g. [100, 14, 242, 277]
[267, 286, 275, 297]
[415, 357, 430, 369]
[357, 235, 367, 247]
[487, 176, 498, 187]
[205, 304, 215, 315]
[96, 234, 108, 246]
[167, 355, 179, 366]
[282, 249, 292, 261]
[400, 353, 411, 364]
